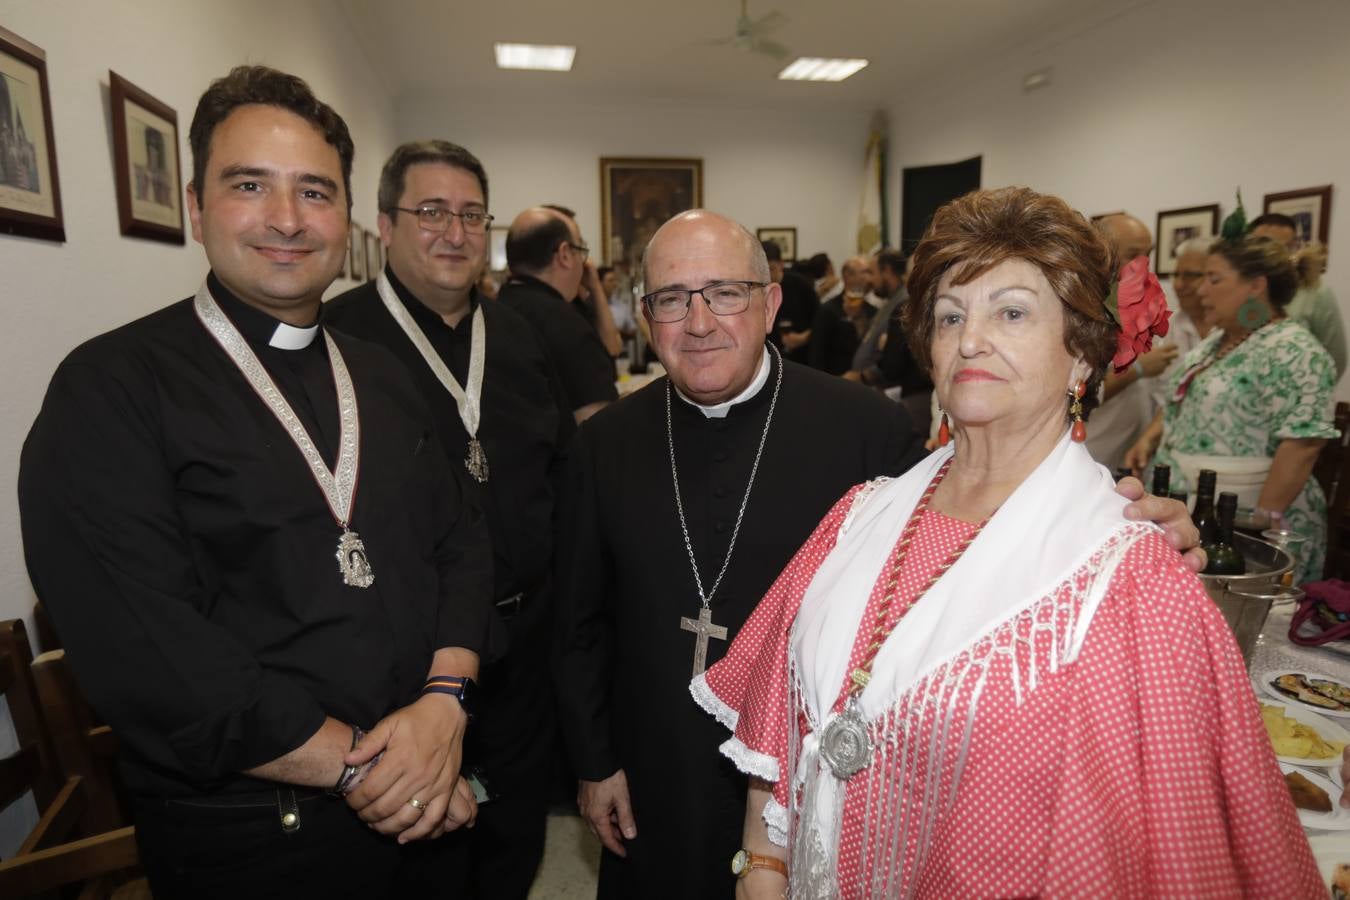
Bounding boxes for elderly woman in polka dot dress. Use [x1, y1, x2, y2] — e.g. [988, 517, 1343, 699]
[692, 187, 1320, 899]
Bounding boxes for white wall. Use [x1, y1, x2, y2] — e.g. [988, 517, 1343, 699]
[0, 0, 398, 853]
[885, 0, 1350, 394]
[396, 94, 875, 273]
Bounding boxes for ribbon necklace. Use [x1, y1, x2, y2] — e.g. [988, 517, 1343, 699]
[193, 284, 373, 588]
[376, 272, 489, 482]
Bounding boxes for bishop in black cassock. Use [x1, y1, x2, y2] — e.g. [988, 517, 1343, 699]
[555, 345, 925, 898]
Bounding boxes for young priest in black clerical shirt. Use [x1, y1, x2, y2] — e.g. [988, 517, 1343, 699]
[327, 139, 574, 900]
[18, 67, 499, 900]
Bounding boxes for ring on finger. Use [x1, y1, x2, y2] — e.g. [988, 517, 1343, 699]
[408, 797, 427, 811]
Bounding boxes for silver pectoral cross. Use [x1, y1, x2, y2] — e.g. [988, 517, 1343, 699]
[680, 606, 728, 676]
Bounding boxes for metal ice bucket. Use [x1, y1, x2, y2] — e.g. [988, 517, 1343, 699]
[1197, 532, 1295, 663]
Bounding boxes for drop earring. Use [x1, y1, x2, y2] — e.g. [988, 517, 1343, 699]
[937, 409, 951, 447]
[1069, 381, 1087, 443]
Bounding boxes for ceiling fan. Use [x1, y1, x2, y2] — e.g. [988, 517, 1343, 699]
[711, 0, 791, 61]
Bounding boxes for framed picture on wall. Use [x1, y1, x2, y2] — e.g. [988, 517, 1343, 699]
[1154, 204, 1219, 277]
[600, 157, 702, 270]
[349, 222, 365, 281]
[110, 71, 185, 244]
[756, 227, 797, 262]
[0, 27, 64, 242]
[1264, 185, 1333, 248]
[364, 229, 380, 281]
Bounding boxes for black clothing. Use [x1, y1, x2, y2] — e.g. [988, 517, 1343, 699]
[809, 295, 874, 375]
[132, 791, 406, 900]
[18, 273, 499, 806]
[771, 269, 819, 365]
[878, 299, 935, 435]
[327, 268, 573, 898]
[327, 269, 573, 601]
[554, 353, 925, 899]
[498, 274, 618, 412]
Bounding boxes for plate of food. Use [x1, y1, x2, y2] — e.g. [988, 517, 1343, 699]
[1306, 834, 1350, 896]
[1259, 671, 1350, 718]
[1280, 762, 1350, 830]
[1261, 699, 1350, 768]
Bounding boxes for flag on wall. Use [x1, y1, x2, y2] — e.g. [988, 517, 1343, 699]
[857, 113, 888, 254]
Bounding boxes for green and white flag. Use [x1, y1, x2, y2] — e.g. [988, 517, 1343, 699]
[856, 113, 888, 254]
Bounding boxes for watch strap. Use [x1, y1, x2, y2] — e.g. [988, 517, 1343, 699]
[731, 849, 788, 879]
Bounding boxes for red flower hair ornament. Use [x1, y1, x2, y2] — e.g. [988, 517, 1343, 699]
[1106, 255, 1171, 374]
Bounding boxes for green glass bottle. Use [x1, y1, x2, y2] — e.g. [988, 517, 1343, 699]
[1202, 491, 1247, 575]
[1192, 469, 1219, 545]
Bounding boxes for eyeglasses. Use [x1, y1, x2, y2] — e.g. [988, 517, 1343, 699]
[568, 241, 590, 259]
[390, 206, 494, 234]
[642, 280, 766, 323]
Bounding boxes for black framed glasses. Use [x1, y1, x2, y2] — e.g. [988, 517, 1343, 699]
[641, 280, 767, 323]
[391, 206, 494, 234]
[567, 241, 590, 259]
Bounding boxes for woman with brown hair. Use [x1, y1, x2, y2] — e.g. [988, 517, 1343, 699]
[1125, 232, 1338, 582]
[693, 187, 1319, 898]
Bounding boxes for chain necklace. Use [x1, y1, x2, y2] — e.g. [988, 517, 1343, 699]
[819, 458, 995, 779]
[668, 344, 784, 611]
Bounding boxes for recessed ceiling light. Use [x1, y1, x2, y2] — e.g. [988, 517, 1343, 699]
[494, 43, 576, 72]
[777, 58, 869, 82]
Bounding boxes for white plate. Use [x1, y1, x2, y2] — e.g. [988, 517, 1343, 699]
[1280, 762, 1350, 831]
[1259, 698, 1350, 768]
[1259, 670, 1350, 719]
[1306, 833, 1350, 893]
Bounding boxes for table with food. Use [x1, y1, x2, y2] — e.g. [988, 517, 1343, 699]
[1251, 602, 1350, 896]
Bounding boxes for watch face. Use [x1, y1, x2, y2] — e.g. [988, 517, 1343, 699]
[459, 677, 478, 716]
[730, 849, 749, 876]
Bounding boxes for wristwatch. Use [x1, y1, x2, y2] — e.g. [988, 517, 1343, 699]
[731, 849, 788, 879]
[423, 675, 478, 719]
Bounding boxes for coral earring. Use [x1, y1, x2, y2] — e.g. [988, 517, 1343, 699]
[1071, 418, 1087, 442]
[937, 413, 951, 447]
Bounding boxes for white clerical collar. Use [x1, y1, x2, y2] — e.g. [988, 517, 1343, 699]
[674, 347, 771, 419]
[269, 321, 320, 350]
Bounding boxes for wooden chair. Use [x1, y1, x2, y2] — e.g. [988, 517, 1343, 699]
[1317, 401, 1350, 579]
[0, 621, 140, 898]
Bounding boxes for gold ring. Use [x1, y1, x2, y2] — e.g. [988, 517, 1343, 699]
[408, 798, 426, 810]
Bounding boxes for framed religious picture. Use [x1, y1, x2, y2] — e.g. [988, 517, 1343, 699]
[0, 27, 64, 242]
[110, 71, 185, 244]
[1154, 204, 1219, 277]
[756, 227, 797, 262]
[349, 222, 366, 281]
[600, 157, 702, 269]
[364, 229, 380, 281]
[1264, 185, 1333, 248]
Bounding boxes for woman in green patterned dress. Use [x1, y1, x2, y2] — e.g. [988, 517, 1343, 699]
[1125, 235, 1338, 582]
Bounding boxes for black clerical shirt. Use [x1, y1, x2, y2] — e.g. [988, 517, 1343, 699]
[19, 274, 499, 799]
[327, 268, 574, 599]
[498, 274, 618, 413]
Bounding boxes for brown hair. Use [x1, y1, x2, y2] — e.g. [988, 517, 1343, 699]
[378, 140, 489, 217]
[1207, 234, 1300, 308]
[903, 186, 1118, 407]
[188, 66, 354, 212]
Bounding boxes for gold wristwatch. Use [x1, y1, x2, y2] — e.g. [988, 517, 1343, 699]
[731, 849, 788, 879]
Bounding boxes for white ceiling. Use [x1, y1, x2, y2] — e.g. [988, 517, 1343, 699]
[338, 0, 1149, 111]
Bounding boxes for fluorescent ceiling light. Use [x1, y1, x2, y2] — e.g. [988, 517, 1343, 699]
[777, 58, 869, 82]
[494, 43, 576, 71]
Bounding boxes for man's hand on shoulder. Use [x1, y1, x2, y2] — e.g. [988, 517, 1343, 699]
[1116, 476, 1206, 572]
[579, 770, 637, 857]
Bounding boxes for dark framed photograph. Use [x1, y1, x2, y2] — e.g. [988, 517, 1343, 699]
[349, 222, 366, 281]
[756, 227, 797, 262]
[1154, 204, 1219, 277]
[0, 27, 64, 242]
[110, 71, 184, 244]
[1264, 185, 1333, 248]
[364, 229, 381, 281]
[600, 157, 702, 269]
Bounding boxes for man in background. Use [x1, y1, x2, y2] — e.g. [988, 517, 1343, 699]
[498, 206, 618, 422]
[764, 239, 818, 364]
